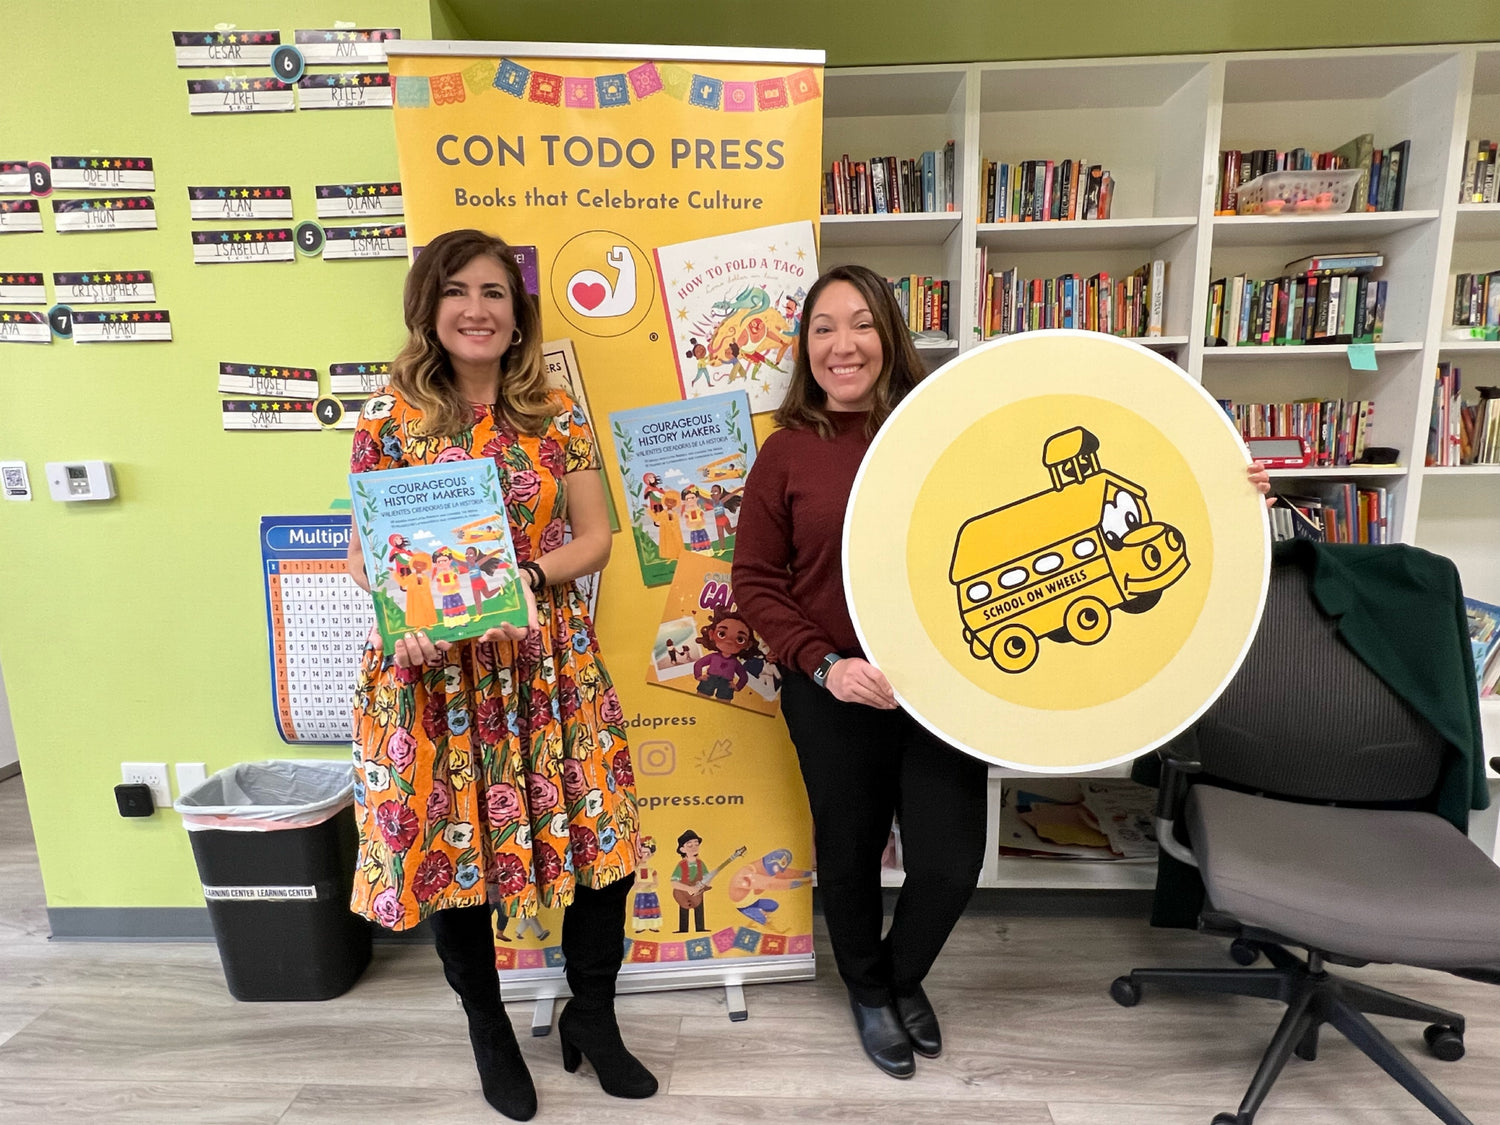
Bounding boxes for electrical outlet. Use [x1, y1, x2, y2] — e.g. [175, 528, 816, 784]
[121, 762, 171, 809]
[175, 762, 207, 797]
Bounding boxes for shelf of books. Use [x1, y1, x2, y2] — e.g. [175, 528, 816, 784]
[823, 43, 1500, 881]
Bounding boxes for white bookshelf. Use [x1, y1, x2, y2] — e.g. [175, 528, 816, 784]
[820, 43, 1500, 887]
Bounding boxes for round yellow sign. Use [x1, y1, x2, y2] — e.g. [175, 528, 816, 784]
[844, 331, 1269, 772]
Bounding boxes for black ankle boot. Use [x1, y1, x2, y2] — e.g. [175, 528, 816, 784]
[429, 904, 538, 1120]
[849, 996, 916, 1079]
[894, 985, 942, 1058]
[557, 998, 659, 1098]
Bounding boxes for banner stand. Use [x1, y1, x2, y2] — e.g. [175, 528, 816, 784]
[385, 39, 827, 1019]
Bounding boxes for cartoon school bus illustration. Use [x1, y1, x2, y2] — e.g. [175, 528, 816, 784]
[949, 427, 1188, 674]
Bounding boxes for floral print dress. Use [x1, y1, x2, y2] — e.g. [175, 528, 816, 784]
[349, 387, 640, 929]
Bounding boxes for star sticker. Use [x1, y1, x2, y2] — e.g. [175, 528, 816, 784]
[220, 232, 229, 242]
[216, 80, 226, 91]
[254, 231, 265, 241]
[343, 186, 353, 196]
[153, 312, 164, 321]
[202, 33, 213, 43]
[113, 159, 122, 169]
[227, 33, 237, 43]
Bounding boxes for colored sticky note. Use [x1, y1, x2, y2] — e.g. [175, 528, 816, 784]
[1347, 343, 1378, 371]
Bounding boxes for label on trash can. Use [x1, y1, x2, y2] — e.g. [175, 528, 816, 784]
[202, 884, 318, 901]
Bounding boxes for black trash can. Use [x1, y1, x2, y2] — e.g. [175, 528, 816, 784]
[176, 760, 372, 1001]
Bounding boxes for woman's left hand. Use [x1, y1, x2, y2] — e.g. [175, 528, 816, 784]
[1247, 463, 1274, 509]
[477, 578, 539, 645]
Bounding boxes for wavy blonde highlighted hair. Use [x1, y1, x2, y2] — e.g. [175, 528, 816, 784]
[390, 229, 553, 438]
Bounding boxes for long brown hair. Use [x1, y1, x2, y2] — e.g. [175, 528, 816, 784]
[390, 229, 552, 437]
[773, 264, 926, 440]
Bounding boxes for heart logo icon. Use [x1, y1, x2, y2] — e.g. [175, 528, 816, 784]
[571, 282, 606, 311]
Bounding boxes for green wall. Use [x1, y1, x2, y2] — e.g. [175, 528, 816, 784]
[0, 0, 430, 910]
[439, 0, 1500, 65]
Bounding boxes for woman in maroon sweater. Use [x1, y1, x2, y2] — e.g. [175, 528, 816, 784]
[735, 266, 1273, 1079]
[733, 264, 987, 1079]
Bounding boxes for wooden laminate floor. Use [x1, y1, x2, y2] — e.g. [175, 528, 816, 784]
[3, 775, 1499, 1124]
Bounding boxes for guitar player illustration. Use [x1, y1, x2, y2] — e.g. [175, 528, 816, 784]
[669, 829, 747, 934]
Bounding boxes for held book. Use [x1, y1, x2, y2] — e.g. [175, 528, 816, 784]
[350, 460, 528, 648]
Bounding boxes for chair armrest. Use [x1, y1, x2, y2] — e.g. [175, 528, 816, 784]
[1153, 737, 1202, 869]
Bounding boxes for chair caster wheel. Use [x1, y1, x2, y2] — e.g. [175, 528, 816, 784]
[1424, 1024, 1465, 1062]
[1109, 976, 1140, 1007]
[1229, 939, 1260, 966]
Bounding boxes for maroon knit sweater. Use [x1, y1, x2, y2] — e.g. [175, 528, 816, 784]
[732, 411, 871, 678]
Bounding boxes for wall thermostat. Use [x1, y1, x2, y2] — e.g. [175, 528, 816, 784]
[45, 460, 115, 501]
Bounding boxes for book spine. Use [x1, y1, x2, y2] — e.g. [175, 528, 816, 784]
[1147, 259, 1165, 337]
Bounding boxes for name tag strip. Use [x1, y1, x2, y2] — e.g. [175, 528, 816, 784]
[71, 310, 173, 343]
[52, 197, 157, 233]
[223, 398, 323, 431]
[53, 271, 155, 305]
[322, 223, 407, 260]
[219, 362, 320, 400]
[333, 398, 369, 429]
[192, 228, 296, 263]
[188, 186, 294, 221]
[188, 77, 295, 115]
[294, 28, 400, 65]
[329, 361, 391, 394]
[0, 311, 50, 343]
[315, 182, 403, 219]
[50, 157, 155, 192]
[0, 162, 31, 195]
[0, 199, 42, 232]
[0, 273, 45, 305]
[297, 73, 393, 110]
[172, 31, 281, 68]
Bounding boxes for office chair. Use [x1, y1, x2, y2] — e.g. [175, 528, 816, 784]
[1111, 553, 1500, 1125]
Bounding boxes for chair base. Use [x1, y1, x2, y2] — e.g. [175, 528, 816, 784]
[1112, 942, 1472, 1125]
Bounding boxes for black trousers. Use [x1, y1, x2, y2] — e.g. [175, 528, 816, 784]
[780, 670, 988, 1006]
[428, 874, 635, 1010]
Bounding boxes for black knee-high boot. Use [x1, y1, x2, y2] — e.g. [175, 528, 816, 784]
[428, 903, 538, 1121]
[557, 874, 658, 1099]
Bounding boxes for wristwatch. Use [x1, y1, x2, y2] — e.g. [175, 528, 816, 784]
[811, 652, 843, 689]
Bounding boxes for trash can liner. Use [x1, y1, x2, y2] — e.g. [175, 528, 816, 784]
[174, 759, 354, 832]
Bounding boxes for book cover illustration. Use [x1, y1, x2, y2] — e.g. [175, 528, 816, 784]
[350, 460, 528, 647]
[653, 220, 817, 414]
[1465, 596, 1500, 694]
[609, 391, 755, 588]
[647, 551, 781, 717]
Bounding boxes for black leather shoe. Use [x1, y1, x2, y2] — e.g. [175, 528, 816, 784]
[894, 986, 942, 1058]
[848, 997, 916, 1079]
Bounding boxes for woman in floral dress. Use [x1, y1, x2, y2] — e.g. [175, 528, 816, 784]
[346, 229, 654, 1120]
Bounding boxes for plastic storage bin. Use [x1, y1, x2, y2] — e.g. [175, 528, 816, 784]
[175, 760, 371, 1001]
[1235, 168, 1364, 215]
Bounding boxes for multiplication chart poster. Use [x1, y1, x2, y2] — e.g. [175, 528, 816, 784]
[260, 514, 373, 742]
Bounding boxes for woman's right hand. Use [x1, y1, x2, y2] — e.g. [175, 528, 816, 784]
[824, 657, 897, 709]
[391, 630, 450, 669]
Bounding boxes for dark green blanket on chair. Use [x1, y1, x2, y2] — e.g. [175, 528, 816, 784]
[1136, 539, 1489, 928]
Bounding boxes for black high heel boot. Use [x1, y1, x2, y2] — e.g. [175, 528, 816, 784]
[429, 903, 538, 1121]
[558, 875, 658, 1099]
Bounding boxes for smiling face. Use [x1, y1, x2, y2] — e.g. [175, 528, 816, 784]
[806, 280, 882, 412]
[712, 618, 752, 656]
[434, 254, 517, 374]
